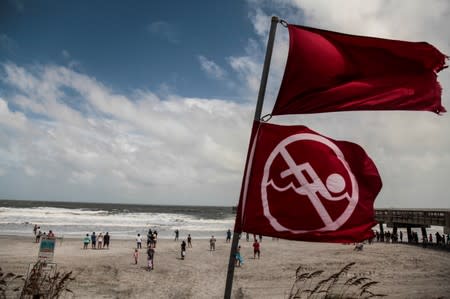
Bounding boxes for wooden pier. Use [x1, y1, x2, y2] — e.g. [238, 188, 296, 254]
[375, 208, 450, 242]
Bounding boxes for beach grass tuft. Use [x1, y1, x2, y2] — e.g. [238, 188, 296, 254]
[288, 262, 386, 299]
[0, 261, 76, 299]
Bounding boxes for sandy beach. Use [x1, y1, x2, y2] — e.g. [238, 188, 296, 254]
[0, 235, 449, 298]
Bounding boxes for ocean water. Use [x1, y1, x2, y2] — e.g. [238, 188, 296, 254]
[0, 200, 235, 240]
[1, 200, 446, 242]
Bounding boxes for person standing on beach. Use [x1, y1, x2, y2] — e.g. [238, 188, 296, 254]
[226, 229, 232, 243]
[33, 224, 38, 236]
[253, 239, 260, 259]
[136, 234, 142, 249]
[36, 230, 42, 243]
[235, 245, 243, 267]
[153, 231, 158, 248]
[97, 233, 103, 249]
[174, 229, 179, 241]
[147, 245, 155, 270]
[103, 232, 110, 249]
[210, 235, 216, 251]
[148, 232, 155, 248]
[91, 232, 96, 249]
[83, 234, 90, 249]
[147, 229, 153, 247]
[181, 240, 187, 260]
[187, 234, 192, 248]
[133, 249, 139, 264]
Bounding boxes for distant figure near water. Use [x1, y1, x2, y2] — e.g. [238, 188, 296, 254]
[148, 231, 155, 248]
[36, 230, 42, 243]
[226, 229, 232, 243]
[174, 229, 179, 241]
[210, 235, 216, 251]
[103, 232, 110, 249]
[83, 234, 90, 249]
[187, 234, 192, 248]
[136, 234, 142, 249]
[97, 233, 103, 249]
[91, 232, 96, 249]
[33, 224, 38, 236]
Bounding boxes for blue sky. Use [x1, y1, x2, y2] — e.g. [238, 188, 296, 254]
[1, 0, 449, 208]
[1, 1, 256, 99]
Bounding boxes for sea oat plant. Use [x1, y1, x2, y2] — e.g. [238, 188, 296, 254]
[288, 262, 386, 299]
[19, 261, 74, 299]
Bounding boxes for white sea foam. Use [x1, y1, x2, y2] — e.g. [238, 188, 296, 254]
[0, 206, 235, 239]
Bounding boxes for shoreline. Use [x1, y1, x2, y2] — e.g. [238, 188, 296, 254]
[1, 235, 449, 298]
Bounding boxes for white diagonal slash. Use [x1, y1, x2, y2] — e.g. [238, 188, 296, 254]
[279, 147, 333, 227]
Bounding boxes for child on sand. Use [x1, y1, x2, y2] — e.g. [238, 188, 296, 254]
[253, 239, 260, 259]
[133, 249, 139, 264]
[181, 240, 186, 260]
[209, 235, 216, 251]
[235, 245, 244, 266]
[147, 246, 155, 271]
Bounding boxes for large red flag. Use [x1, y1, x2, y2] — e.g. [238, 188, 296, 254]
[272, 24, 447, 115]
[240, 122, 382, 243]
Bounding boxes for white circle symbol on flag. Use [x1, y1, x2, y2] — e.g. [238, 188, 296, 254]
[261, 133, 359, 233]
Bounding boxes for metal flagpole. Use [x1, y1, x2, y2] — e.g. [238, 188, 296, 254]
[223, 15, 279, 299]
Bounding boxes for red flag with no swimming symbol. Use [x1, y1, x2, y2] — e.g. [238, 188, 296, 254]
[239, 122, 382, 243]
[272, 24, 447, 115]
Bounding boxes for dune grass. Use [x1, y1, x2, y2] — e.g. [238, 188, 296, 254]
[288, 262, 386, 299]
[1, 262, 75, 299]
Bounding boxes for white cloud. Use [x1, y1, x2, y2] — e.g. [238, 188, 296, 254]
[198, 55, 226, 79]
[0, 63, 253, 205]
[0, 98, 27, 130]
[0, 1, 449, 208]
[242, 0, 450, 208]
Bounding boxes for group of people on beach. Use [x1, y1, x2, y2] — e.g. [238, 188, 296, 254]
[374, 229, 450, 248]
[134, 229, 158, 271]
[175, 229, 262, 265]
[33, 224, 55, 243]
[74, 227, 266, 272]
[83, 232, 110, 249]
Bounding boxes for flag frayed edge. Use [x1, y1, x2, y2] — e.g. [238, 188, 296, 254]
[435, 80, 446, 115]
[435, 54, 449, 73]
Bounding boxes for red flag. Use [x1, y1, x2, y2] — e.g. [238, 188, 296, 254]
[240, 122, 382, 243]
[272, 24, 447, 115]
